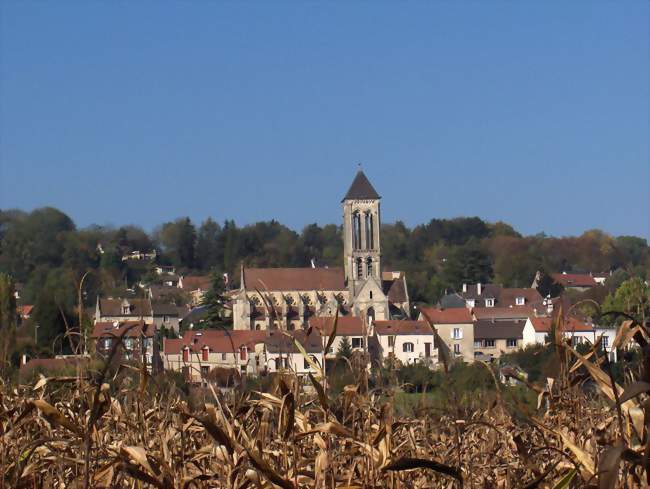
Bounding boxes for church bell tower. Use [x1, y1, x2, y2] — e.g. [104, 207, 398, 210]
[342, 170, 382, 295]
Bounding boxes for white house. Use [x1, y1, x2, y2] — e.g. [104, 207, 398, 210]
[374, 320, 435, 366]
[264, 330, 325, 375]
[525, 317, 617, 361]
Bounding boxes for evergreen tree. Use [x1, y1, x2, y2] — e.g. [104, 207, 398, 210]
[201, 271, 228, 328]
[336, 336, 353, 359]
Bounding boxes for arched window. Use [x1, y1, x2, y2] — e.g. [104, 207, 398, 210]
[352, 212, 361, 250]
[367, 306, 375, 323]
[403, 342, 414, 353]
[364, 212, 374, 250]
[366, 257, 373, 277]
[369, 213, 374, 249]
[356, 258, 363, 279]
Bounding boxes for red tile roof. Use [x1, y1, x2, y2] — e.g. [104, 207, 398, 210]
[180, 275, 211, 291]
[419, 307, 473, 324]
[20, 356, 89, 372]
[165, 329, 267, 354]
[551, 273, 598, 288]
[91, 321, 156, 339]
[529, 317, 594, 333]
[472, 306, 536, 321]
[374, 320, 431, 335]
[243, 267, 345, 292]
[498, 288, 543, 308]
[309, 316, 364, 336]
[17, 305, 34, 317]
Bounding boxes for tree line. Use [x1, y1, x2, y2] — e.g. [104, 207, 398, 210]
[0, 207, 648, 354]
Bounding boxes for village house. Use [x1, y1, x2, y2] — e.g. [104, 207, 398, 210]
[524, 317, 617, 361]
[231, 171, 410, 331]
[453, 283, 544, 309]
[374, 320, 435, 366]
[309, 316, 369, 360]
[91, 320, 159, 372]
[264, 329, 325, 375]
[417, 307, 475, 363]
[163, 329, 267, 383]
[473, 319, 526, 360]
[95, 298, 154, 324]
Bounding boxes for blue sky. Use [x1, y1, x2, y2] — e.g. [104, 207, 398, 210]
[1, 2, 648, 239]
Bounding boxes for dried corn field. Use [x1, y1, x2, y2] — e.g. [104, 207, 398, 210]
[1, 318, 649, 488]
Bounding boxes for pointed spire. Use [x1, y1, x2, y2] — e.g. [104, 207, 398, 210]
[342, 170, 380, 202]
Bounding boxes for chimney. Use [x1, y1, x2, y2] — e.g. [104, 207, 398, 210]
[477, 283, 482, 295]
[21, 354, 27, 366]
[462, 283, 467, 293]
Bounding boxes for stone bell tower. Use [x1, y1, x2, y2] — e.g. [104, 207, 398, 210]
[342, 170, 382, 295]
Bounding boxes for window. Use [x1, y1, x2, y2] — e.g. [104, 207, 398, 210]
[403, 342, 414, 353]
[515, 297, 525, 306]
[572, 336, 584, 346]
[466, 299, 475, 308]
[183, 348, 189, 362]
[201, 366, 209, 378]
[484, 339, 495, 347]
[424, 342, 432, 357]
[202, 348, 209, 361]
[122, 306, 130, 314]
[366, 257, 373, 277]
[452, 328, 462, 340]
[163, 315, 169, 323]
[103, 338, 112, 349]
[474, 340, 482, 348]
[356, 258, 363, 279]
[240, 347, 247, 361]
[388, 336, 395, 348]
[506, 338, 517, 348]
[453, 344, 460, 355]
[352, 212, 361, 249]
[221, 353, 227, 361]
[352, 337, 364, 349]
[124, 338, 134, 350]
[602, 336, 609, 349]
[485, 298, 494, 307]
[369, 291, 373, 299]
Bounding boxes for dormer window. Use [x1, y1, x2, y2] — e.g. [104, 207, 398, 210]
[122, 305, 130, 314]
[515, 297, 525, 306]
[466, 299, 475, 308]
[485, 298, 494, 308]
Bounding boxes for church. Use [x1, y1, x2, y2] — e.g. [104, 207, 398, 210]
[232, 170, 410, 330]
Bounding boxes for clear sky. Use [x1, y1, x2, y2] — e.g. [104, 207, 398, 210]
[1, 2, 648, 239]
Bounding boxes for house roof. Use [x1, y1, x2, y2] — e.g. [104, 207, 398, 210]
[383, 276, 408, 304]
[529, 317, 594, 333]
[342, 170, 380, 201]
[474, 320, 525, 340]
[498, 288, 544, 308]
[460, 284, 502, 300]
[243, 267, 346, 292]
[438, 293, 467, 309]
[472, 306, 536, 321]
[91, 321, 156, 339]
[180, 275, 211, 291]
[419, 307, 473, 324]
[309, 316, 365, 336]
[551, 273, 598, 288]
[20, 356, 89, 372]
[98, 298, 152, 317]
[17, 304, 34, 316]
[374, 320, 432, 335]
[166, 329, 267, 354]
[264, 329, 323, 354]
[151, 302, 180, 316]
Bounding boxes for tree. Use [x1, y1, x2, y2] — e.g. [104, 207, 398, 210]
[201, 271, 228, 328]
[0, 273, 17, 373]
[441, 242, 493, 290]
[157, 218, 197, 269]
[535, 269, 564, 299]
[195, 218, 222, 271]
[602, 277, 650, 325]
[336, 336, 353, 360]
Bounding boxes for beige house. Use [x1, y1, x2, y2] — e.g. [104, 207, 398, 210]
[473, 320, 525, 360]
[374, 320, 435, 366]
[418, 307, 475, 363]
[231, 171, 410, 331]
[162, 330, 267, 383]
[309, 316, 369, 359]
[178, 275, 212, 306]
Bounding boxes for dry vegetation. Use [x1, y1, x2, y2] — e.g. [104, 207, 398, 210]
[1, 315, 649, 488]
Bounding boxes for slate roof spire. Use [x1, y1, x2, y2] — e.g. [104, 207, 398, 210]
[342, 169, 380, 202]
